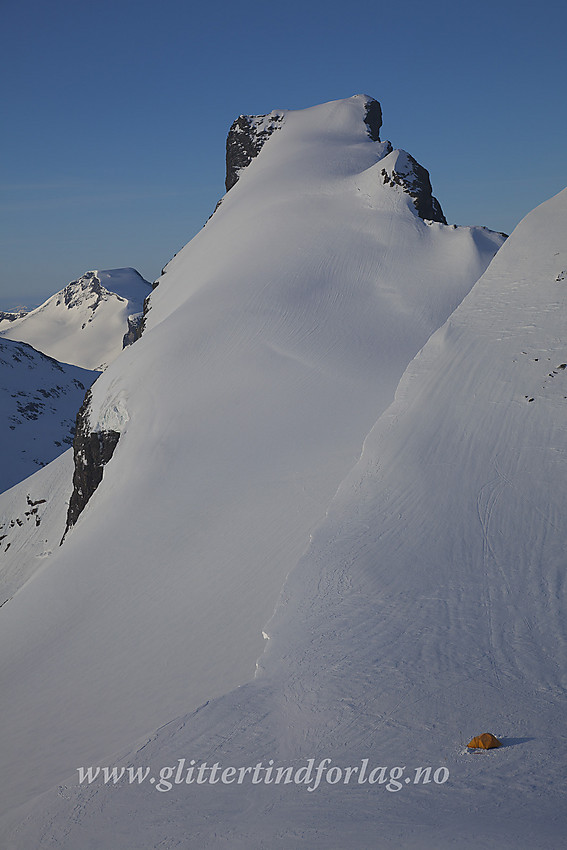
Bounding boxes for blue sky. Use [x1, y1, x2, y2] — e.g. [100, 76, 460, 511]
[1, 0, 566, 309]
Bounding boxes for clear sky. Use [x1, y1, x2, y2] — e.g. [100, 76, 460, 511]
[1, 0, 566, 309]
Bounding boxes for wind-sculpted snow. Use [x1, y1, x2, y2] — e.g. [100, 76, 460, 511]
[0, 95, 505, 840]
[0, 268, 152, 370]
[13, 190, 567, 850]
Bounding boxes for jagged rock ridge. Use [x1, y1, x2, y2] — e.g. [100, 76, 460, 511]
[362, 97, 384, 141]
[380, 149, 447, 223]
[225, 111, 285, 192]
[0, 309, 28, 323]
[60, 270, 105, 311]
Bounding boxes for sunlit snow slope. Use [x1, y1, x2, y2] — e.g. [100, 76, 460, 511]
[15, 187, 567, 850]
[0, 268, 152, 370]
[0, 95, 504, 833]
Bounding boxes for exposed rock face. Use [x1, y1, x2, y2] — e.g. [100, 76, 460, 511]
[380, 151, 447, 224]
[363, 98, 383, 141]
[132, 279, 159, 339]
[62, 390, 120, 541]
[225, 111, 285, 192]
[0, 310, 28, 324]
[122, 313, 144, 348]
[61, 271, 105, 311]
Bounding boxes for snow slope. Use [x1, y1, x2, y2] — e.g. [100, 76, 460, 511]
[11, 185, 566, 850]
[0, 339, 96, 494]
[0, 451, 74, 602]
[0, 95, 505, 839]
[0, 268, 152, 370]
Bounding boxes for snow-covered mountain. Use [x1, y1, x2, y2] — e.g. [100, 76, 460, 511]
[0, 339, 96, 495]
[0, 267, 152, 370]
[0, 308, 28, 323]
[14, 175, 566, 850]
[0, 94, 514, 845]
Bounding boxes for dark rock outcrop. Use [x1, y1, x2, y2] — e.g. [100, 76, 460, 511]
[0, 310, 28, 323]
[363, 98, 383, 141]
[225, 112, 284, 192]
[61, 271, 105, 311]
[380, 152, 447, 224]
[62, 390, 120, 542]
[122, 314, 144, 348]
[131, 279, 159, 339]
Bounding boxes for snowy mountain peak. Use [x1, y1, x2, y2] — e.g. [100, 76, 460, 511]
[0, 268, 152, 370]
[56, 268, 149, 312]
[0, 94, 512, 843]
[378, 148, 447, 223]
[224, 96, 387, 194]
[58, 270, 111, 311]
[0, 308, 28, 324]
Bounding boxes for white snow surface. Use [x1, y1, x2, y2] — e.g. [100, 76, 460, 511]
[0, 268, 151, 370]
[0, 339, 96, 493]
[0, 95, 513, 845]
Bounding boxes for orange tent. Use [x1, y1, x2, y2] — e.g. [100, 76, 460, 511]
[467, 732, 502, 749]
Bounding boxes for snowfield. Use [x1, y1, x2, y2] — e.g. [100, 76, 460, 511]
[2, 96, 564, 848]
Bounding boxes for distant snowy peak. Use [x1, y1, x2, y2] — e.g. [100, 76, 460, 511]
[0, 268, 152, 371]
[59, 270, 111, 310]
[225, 110, 285, 191]
[0, 309, 28, 324]
[54, 268, 149, 316]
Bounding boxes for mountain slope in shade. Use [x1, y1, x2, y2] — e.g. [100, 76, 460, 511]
[0, 339, 96, 494]
[0, 95, 505, 834]
[0, 451, 73, 602]
[11, 190, 566, 849]
[0, 268, 152, 370]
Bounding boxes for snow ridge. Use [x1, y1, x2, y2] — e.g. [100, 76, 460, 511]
[20, 187, 566, 850]
[0, 95, 509, 845]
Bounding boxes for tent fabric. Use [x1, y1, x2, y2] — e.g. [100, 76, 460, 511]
[467, 733, 502, 749]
